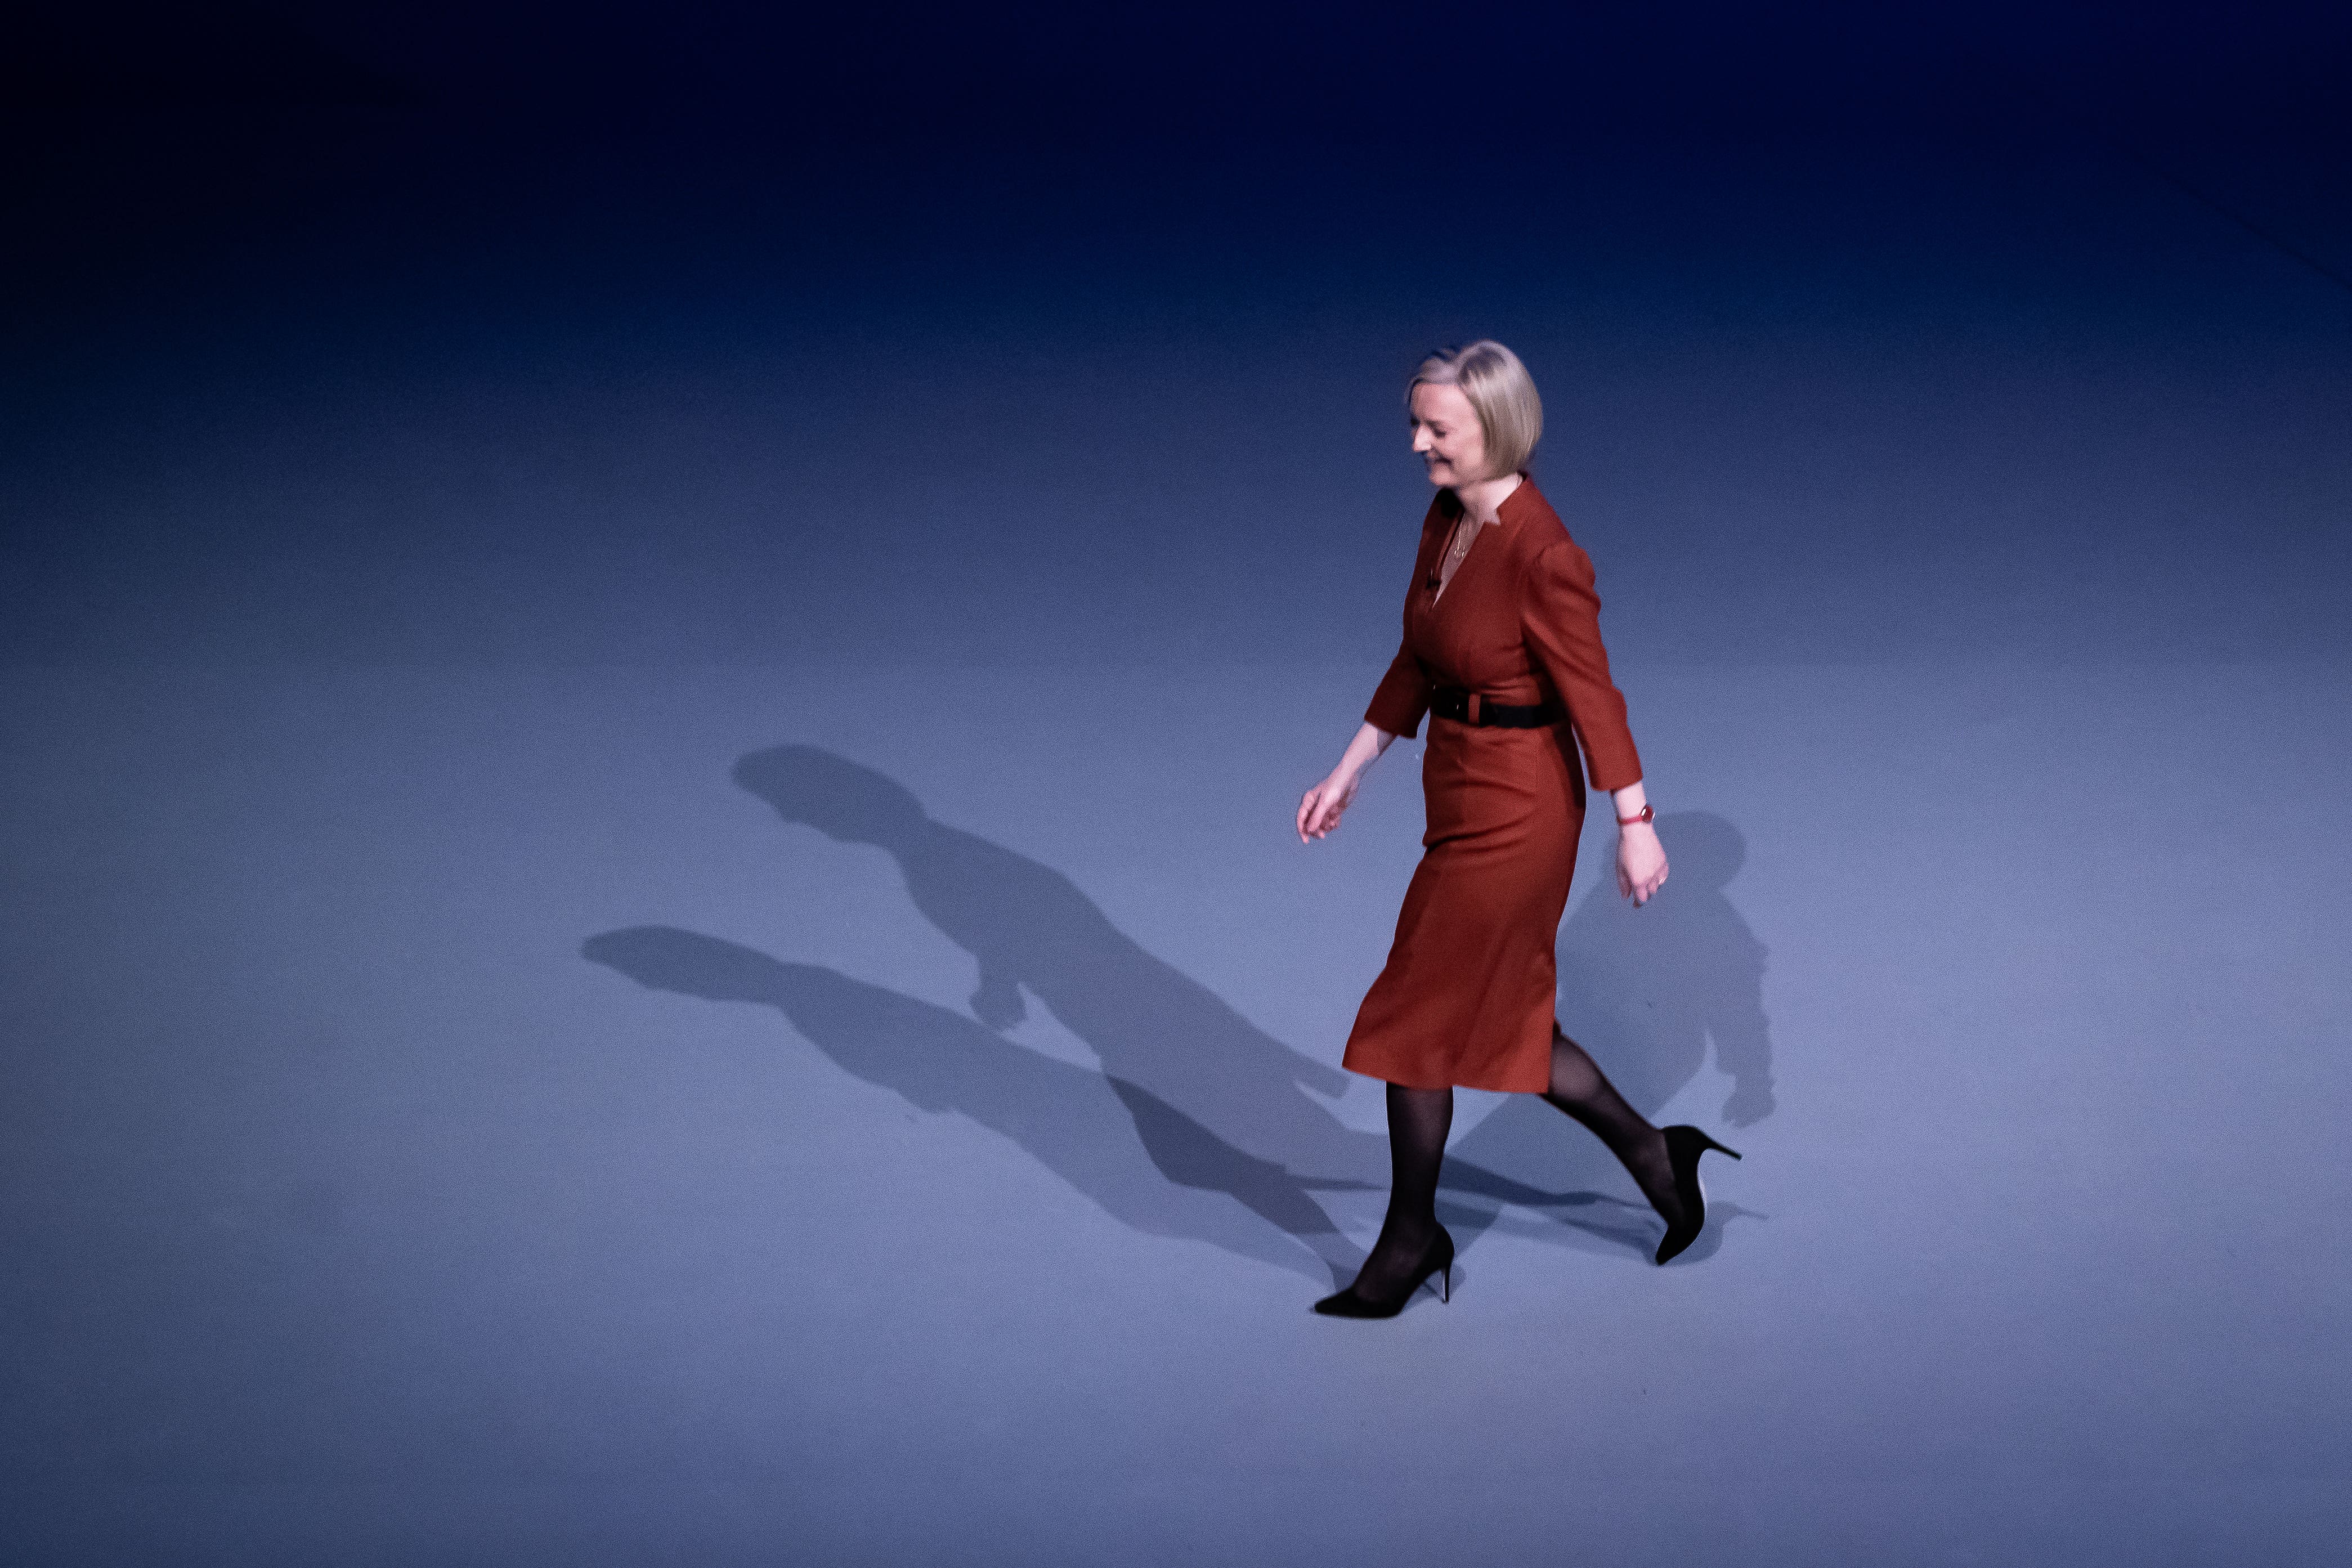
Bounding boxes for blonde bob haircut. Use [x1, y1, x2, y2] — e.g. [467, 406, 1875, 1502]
[1409, 340, 1543, 480]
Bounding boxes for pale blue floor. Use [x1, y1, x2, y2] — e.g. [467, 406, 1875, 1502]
[3, 653, 2347, 1564]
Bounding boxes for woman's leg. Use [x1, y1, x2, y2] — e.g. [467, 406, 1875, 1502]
[1543, 1026, 1682, 1224]
[1343, 1082, 1454, 1297]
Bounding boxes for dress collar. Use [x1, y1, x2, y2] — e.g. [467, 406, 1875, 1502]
[1445, 472, 1536, 525]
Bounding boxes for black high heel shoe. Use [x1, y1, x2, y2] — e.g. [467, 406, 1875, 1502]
[1313, 1225, 1455, 1318]
[1655, 1126, 1740, 1265]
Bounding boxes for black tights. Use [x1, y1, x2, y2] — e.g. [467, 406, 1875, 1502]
[1348, 1028, 1679, 1293]
[1349, 1082, 1455, 1299]
[1541, 1028, 1679, 1222]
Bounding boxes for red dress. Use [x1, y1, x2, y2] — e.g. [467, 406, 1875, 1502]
[1342, 477, 1644, 1094]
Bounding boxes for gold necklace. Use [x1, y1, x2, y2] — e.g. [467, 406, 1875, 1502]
[1431, 512, 1479, 601]
[1447, 513, 1480, 562]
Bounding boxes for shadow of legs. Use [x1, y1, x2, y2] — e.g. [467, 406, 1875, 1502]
[584, 925, 1350, 1284]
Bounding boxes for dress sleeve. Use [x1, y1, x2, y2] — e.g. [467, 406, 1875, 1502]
[1364, 639, 1431, 739]
[1524, 537, 1642, 791]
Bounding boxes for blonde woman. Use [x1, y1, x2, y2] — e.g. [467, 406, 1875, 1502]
[1297, 341, 1738, 1318]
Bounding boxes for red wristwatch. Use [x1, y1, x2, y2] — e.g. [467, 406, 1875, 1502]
[1616, 804, 1654, 826]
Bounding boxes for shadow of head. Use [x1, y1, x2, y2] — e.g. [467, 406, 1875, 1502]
[1656, 810, 1744, 893]
[732, 745, 928, 846]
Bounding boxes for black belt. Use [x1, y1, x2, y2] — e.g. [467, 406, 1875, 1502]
[1430, 687, 1560, 728]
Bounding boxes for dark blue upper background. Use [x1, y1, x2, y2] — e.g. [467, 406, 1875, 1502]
[5, 1, 2347, 668]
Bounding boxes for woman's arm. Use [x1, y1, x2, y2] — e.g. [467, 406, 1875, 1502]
[1521, 540, 1666, 904]
[1297, 723, 1397, 842]
[1522, 539, 1642, 791]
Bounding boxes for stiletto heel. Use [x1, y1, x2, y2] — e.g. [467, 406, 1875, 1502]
[1314, 1225, 1456, 1319]
[1654, 1126, 1741, 1265]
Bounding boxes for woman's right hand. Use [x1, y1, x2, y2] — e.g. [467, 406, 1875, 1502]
[1298, 723, 1397, 844]
[1297, 769, 1359, 843]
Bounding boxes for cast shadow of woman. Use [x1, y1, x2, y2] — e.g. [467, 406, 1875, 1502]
[606, 746, 1576, 1282]
[589, 746, 1730, 1284]
[1444, 810, 1775, 1261]
[582, 925, 1349, 1283]
[725, 745, 1374, 1185]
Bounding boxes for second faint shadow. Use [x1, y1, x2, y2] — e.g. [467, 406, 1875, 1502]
[1447, 809, 1775, 1257]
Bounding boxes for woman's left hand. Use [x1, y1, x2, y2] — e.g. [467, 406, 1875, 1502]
[1617, 822, 1668, 906]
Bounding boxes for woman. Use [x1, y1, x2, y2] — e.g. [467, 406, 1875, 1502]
[1297, 340, 1738, 1318]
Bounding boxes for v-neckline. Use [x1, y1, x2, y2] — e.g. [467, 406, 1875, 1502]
[1429, 511, 1487, 607]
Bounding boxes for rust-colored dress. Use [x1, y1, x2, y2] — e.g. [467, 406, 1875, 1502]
[1342, 477, 1644, 1094]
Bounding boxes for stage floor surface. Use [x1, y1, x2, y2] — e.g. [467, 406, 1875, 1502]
[4, 653, 2346, 1565]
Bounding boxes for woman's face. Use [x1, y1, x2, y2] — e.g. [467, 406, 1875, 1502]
[1410, 382, 1488, 489]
